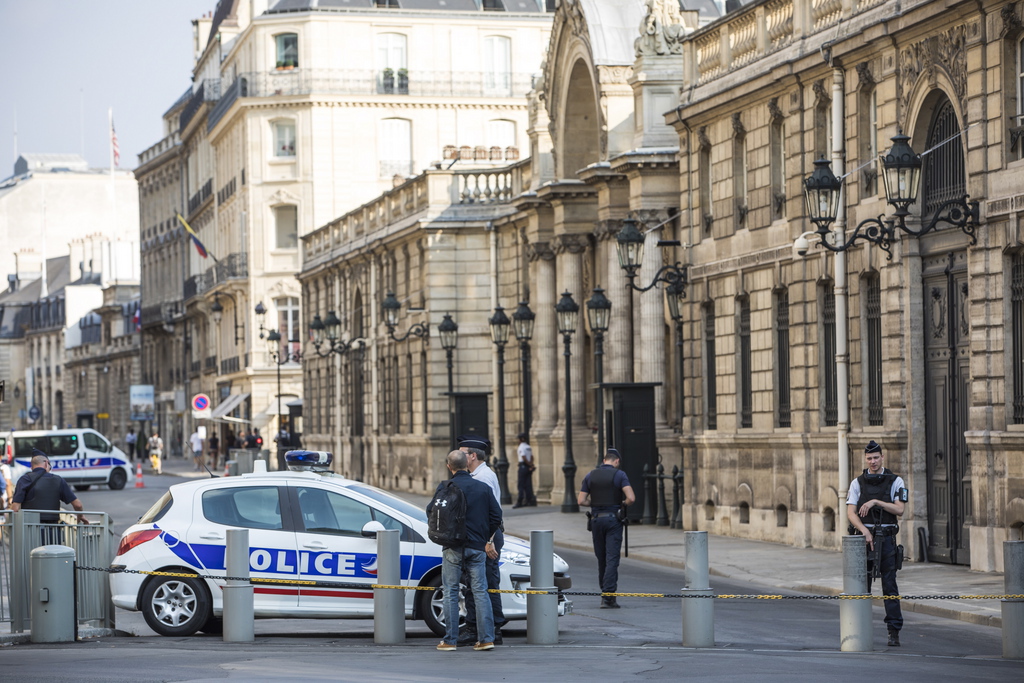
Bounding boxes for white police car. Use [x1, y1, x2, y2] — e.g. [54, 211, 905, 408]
[9, 428, 133, 491]
[110, 451, 572, 637]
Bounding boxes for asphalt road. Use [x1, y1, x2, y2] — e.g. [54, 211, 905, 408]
[19, 471, 1016, 682]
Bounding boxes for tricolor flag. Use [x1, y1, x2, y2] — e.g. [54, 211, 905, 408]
[110, 110, 120, 167]
[132, 306, 141, 332]
[176, 212, 210, 259]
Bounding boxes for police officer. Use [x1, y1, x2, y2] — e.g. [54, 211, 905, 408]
[577, 448, 635, 608]
[846, 440, 906, 646]
[11, 450, 90, 543]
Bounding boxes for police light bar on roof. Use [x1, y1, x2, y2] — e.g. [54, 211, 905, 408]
[285, 450, 333, 472]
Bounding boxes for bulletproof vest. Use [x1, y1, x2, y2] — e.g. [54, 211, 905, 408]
[588, 467, 622, 508]
[23, 471, 64, 523]
[856, 468, 898, 525]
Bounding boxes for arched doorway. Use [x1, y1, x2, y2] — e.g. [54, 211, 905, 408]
[560, 59, 600, 178]
[921, 93, 971, 564]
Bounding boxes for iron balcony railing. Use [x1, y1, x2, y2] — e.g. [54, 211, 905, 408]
[179, 79, 221, 133]
[183, 252, 249, 301]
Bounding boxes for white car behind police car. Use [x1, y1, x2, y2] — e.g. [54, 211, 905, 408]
[110, 451, 571, 636]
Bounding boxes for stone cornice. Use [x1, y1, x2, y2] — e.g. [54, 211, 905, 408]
[608, 148, 679, 174]
[535, 180, 596, 203]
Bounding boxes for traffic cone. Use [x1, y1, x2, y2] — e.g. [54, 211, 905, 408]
[223, 461, 230, 477]
[135, 462, 145, 488]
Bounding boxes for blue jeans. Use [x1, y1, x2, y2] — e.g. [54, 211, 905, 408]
[464, 528, 505, 630]
[442, 546, 493, 645]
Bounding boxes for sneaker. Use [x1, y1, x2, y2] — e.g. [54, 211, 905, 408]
[436, 641, 456, 652]
[456, 629, 478, 646]
[887, 628, 900, 647]
[473, 641, 494, 651]
[600, 598, 620, 609]
[493, 630, 503, 645]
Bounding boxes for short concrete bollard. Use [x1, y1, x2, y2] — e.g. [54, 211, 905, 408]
[374, 528, 405, 644]
[840, 535, 872, 652]
[223, 528, 254, 642]
[1003, 540, 1024, 659]
[681, 531, 714, 647]
[527, 530, 558, 645]
[30, 545, 76, 643]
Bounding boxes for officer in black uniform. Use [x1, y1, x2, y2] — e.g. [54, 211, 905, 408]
[12, 450, 90, 543]
[846, 440, 907, 646]
[577, 448, 635, 608]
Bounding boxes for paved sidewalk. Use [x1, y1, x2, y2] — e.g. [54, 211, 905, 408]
[496, 503, 1007, 628]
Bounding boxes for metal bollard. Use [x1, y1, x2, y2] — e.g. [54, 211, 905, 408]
[641, 465, 655, 524]
[30, 545, 76, 643]
[374, 528, 405, 644]
[1003, 540, 1024, 659]
[527, 530, 558, 644]
[223, 528, 254, 642]
[840, 535, 872, 652]
[670, 466, 682, 529]
[680, 531, 714, 647]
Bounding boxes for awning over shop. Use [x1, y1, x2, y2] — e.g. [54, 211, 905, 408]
[210, 392, 249, 419]
[261, 395, 300, 416]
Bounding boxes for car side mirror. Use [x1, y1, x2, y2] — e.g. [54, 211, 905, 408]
[361, 520, 386, 538]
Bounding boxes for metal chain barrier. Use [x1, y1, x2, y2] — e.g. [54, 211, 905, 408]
[75, 566, 1024, 600]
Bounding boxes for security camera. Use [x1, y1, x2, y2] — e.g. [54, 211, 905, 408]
[794, 235, 810, 257]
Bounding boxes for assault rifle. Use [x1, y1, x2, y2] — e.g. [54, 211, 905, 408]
[869, 508, 883, 580]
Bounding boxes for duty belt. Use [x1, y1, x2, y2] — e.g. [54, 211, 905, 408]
[592, 511, 619, 518]
[864, 525, 899, 537]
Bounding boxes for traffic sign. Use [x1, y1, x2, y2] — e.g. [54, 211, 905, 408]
[28, 405, 41, 422]
[191, 394, 211, 411]
[97, 413, 110, 419]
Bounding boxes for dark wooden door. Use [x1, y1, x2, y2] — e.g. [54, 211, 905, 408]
[454, 394, 489, 446]
[923, 252, 972, 564]
[610, 386, 656, 522]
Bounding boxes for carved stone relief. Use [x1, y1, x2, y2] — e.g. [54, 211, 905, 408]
[593, 219, 623, 242]
[527, 241, 556, 262]
[553, 233, 590, 255]
[635, 0, 686, 57]
[897, 25, 968, 122]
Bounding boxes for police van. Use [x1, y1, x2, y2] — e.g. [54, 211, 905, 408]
[10, 428, 133, 491]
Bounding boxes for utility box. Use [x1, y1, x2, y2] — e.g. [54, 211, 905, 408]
[30, 545, 77, 643]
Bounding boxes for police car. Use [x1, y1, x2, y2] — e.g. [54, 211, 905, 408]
[8, 428, 133, 491]
[110, 451, 572, 637]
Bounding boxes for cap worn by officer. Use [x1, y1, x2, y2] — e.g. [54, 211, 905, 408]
[865, 440, 882, 454]
[456, 434, 491, 453]
[605, 448, 621, 460]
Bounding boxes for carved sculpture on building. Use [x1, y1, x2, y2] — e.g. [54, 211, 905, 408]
[897, 25, 968, 122]
[635, 0, 687, 57]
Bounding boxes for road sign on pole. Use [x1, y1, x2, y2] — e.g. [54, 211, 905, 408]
[192, 394, 211, 420]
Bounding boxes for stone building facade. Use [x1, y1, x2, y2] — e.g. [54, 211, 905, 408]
[298, 0, 1024, 572]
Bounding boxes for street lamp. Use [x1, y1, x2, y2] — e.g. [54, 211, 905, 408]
[489, 305, 512, 505]
[437, 313, 459, 449]
[586, 287, 611, 465]
[308, 310, 364, 357]
[665, 279, 687, 430]
[800, 132, 980, 260]
[265, 328, 301, 469]
[555, 291, 580, 513]
[381, 291, 429, 342]
[511, 301, 535, 440]
[210, 292, 244, 345]
[615, 217, 689, 294]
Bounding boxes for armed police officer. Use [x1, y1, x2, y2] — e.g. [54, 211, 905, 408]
[578, 448, 635, 608]
[847, 440, 907, 647]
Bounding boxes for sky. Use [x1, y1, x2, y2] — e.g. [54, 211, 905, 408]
[0, 0, 216, 176]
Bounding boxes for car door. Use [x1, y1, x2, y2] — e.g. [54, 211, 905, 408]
[184, 483, 300, 614]
[48, 433, 85, 483]
[291, 484, 419, 616]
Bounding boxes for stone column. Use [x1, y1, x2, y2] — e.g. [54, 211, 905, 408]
[633, 209, 668, 427]
[554, 234, 589, 425]
[596, 219, 633, 383]
[528, 241, 557, 501]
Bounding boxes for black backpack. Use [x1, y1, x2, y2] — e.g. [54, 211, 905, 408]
[428, 480, 467, 548]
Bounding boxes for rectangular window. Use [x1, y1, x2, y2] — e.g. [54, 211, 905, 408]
[733, 134, 747, 229]
[483, 35, 512, 94]
[705, 303, 718, 430]
[822, 283, 838, 426]
[276, 296, 301, 356]
[377, 33, 408, 94]
[776, 288, 791, 428]
[275, 205, 298, 250]
[1015, 37, 1024, 161]
[860, 88, 879, 195]
[1012, 253, 1024, 424]
[699, 142, 712, 233]
[815, 102, 832, 160]
[866, 275, 883, 426]
[273, 122, 295, 158]
[739, 297, 752, 428]
[769, 118, 785, 220]
[275, 34, 298, 69]
[379, 118, 412, 178]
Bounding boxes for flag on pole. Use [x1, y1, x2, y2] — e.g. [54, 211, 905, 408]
[110, 114, 120, 167]
[132, 306, 141, 332]
[176, 212, 210, 259]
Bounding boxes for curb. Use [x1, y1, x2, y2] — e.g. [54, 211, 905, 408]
[0, 627, 132, 646]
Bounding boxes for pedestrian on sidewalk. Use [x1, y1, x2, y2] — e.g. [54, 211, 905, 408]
[513, 432, 536, 508]
[578, 448, 635, 609]
[455, 435, 507, 645]
[125, 427, 137, 463]
[427, 449, 501, 652]
[147, 431, 164, 474]
[208, 432, 220, 471]
[847, 440, 907, 647]
[189, 429, 204, 471]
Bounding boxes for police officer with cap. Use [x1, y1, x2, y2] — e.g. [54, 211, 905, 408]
[11, 448, 90, 543]
[846, 440, 906, 646]
[577, 448, 635, 608]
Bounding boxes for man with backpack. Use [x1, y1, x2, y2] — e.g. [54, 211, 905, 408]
[426, 449, 502, 652]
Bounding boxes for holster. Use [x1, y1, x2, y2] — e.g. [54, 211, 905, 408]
[585, 511, 593, 532]
[617, 507, 629, 525]
[896, 544, 904, 571]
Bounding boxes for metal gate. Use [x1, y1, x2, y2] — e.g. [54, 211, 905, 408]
[923, 251, 972, 564]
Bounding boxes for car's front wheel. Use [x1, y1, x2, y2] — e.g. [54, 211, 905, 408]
[73, 484, 91, 492]
[141, 575, 211, 637]
[108, 468, 127, 490]
[419, 573, 466, 638]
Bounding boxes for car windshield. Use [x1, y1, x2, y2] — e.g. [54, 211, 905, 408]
[346, 485, 427, 523]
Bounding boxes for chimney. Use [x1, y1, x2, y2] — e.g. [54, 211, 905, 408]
[14, 249, 42, 285]
[68, 239, 86, 281]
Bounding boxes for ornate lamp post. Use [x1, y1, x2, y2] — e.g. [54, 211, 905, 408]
[489, 305, 512, 504]
[665, 279, 687, 429]
[555, 291, 580, 513]
[308, 310, 364, 357]
[437, 313, 459, 449]
[264, 328, 300, 468]
[798, 132, 980, 260]
[585, 287, 611, 465]
[511, 301, 535, 440]
[381, 291, 429, 341]
[210, 292, 244, 345]
[615, 217, 688, 294]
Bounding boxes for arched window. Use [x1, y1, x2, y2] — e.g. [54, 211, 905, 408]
[274, 205, 298, 249]
[922, 97, 965, 216]
[379, 118, 412, 178]
[275, 33, 298, 69]
[483, 35, 511, 94]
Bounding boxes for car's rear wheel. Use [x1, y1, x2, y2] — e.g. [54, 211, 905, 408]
[419, 573, 466, 638]
[108, 468, 127, 490]
[141, 575, 211, 637]
[73, 484, 91, 492]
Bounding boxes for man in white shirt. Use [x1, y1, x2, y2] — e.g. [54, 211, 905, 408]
[457, 435, 505, 645]
[514, 432, 536, 508]
[188, 430, 204, 472]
